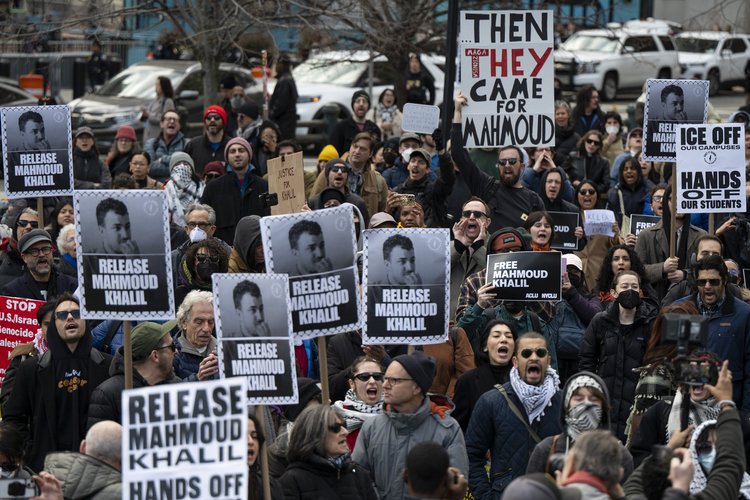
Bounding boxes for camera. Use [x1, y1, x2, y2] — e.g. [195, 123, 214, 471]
[546, 453, 566, 475]
[259, 192, 279, 210]
[661, 313, 716, 386]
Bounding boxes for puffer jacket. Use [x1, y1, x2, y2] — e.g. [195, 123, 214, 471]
[227, 215, 263, 273]
[352, 394, 468, 500]
[44, 451, 120, 500]
[281, 454, 377, 500]
[465, 381, 562, 499]
[579, 300, 657, 441]
[73, 148, 111, 189]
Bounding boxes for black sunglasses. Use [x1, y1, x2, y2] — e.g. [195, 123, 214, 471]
[17, 220, 39, 228]
[497, 158, 518, 166]
[328, 421, 345, 433]
[696, 442, 713, 456]
[579, 189, 597, 196]
[329, 166, 349, 173]
[196, 254, 220, 264]
[353, 372, 384, 382]
[462, 210, 487, 219]
[696, 278, 722, 287]
[586, 139, 601, 146]
[520, 348, 548, 359]
[155, 343, 177, 352]
[55, 309, 81, 320]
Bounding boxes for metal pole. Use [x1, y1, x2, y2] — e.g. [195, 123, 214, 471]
[442, 0, 460, 141]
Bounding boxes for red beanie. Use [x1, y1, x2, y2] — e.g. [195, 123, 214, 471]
[204, 105, 227, 125]
[115, 125, 137, 141]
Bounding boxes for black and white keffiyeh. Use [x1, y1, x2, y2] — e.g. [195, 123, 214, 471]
[333, 389, 384, 431]
[510, 367, 560, 423]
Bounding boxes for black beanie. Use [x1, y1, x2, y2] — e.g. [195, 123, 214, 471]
[284, 377, 321, 421]
[392, 351, 436, 395]
[351, 90, 371, 108]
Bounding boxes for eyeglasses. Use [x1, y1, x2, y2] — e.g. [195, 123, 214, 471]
[586, 139, 602, 146]
[25, 246, 52, 257]
[205, 114, 222, 122]
[0, 463, 18, 473]
[196, 254, 220, 264]
[462, 210, 487, 219]
[353, 372, 384, 382]
[497, 158, 518, 166]
[186, 221, 213, 230]
[162, 116, 179, 123]
[696, 442, 714, 456]
[520, 348, 548, 359]
[696, 278, 722, 287]
[155, 343, 177, 352]
[329, 166, 348, 173]
[579, 189, 596, 196]
[17, 220, 39, 228]
[55, 309, 81, 320]
[328, 421, 345, 433]
[652, 195, 664, 202]
[383, 376, 413, 385]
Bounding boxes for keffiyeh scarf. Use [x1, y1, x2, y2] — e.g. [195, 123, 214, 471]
[333, 389, 384, 431]
[509, 366, 560, 423]
[666, 390, 720, 442]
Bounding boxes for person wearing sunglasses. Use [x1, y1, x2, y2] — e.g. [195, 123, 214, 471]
[306, 158, 369, 223]
[568, 129, 610, 195]
[353, 351, 468, 500]
[175, 239, 228, 305]
[282, 404, 377, 500]
[333, 356, 385, 451]
[87, 321, 180, 428]
[1, 229, 76, 302]
[465, 332, 561, 498]
[450, 197, 492, 318]
[610, 127, 644, 186]
[183, 105, 229, 176]
[0, 208, 41, 285]
[3, 293, 112, 473]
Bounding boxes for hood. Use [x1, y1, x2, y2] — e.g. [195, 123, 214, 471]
[540, 167, 566, 204]
[233, 215, 262, 270]
[45, 310, 92, 360]
[561, 371, 611, 429]
[428, 393, 456, 420]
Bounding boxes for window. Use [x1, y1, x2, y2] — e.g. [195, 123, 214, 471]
[623, 36, 658, 53]
[659, 36, 675, 51]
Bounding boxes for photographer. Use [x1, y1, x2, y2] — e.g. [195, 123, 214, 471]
[624, 360, 748, 500]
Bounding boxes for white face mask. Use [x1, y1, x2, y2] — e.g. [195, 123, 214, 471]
[606, 125, 619, 135]
[401, 148, 414, 163]
[189, 227, 207, 243]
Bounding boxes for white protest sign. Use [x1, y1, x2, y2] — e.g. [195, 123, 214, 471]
[402, 103, 440, 134]
[583, 209, 615, 237]
[122, 378, 248, 500]
[459, 10, 554, 148]
[676, 123, 745, 214]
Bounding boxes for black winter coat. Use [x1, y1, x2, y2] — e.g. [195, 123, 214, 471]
[329, 118, 381, 158]
[73, 148, 110, 189]
[281, 456, 377, 500]
[392, 152, 455, 228]
[578, 301, 656, 442]
[200, 171, 270, 245]
[555, 124, 580, 161]
[183, 133, 230, 176]
[567, 151, 611, 195]
[269, 71, 298, 140]
[0, 245, 26, 287]
[452, 362, 511, 432]
[1, 269, 77, 301]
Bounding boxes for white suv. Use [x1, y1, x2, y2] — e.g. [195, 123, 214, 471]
[555, 27, 680, 100]
[676, 31, 750, 96]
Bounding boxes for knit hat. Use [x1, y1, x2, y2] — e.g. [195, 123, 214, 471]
[224, 137, 253, 161]
[204, 161, 225, 177]
[18, 229, 52, 254]
[169, 152, 195, 171]
[563, 371, 606, 409]
[115, 125, 137, 142]
[351, 89, 370, 108]
[320, 187, 346, 206]
[238, 101, 260, 121]
[318, 144, 339, 163]
[75, 126, 94, 139]
[131, 321, 175, 361]
[392, 351, 436, 395]
[324, 158, 350, 175]
[565, 254, 583, 271]
[488, 227, 530, 254]
[285, 377, 322, 421]
[204, 105, 227, 125]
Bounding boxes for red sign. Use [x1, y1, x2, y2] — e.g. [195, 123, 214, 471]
[0, 296, 44, 385]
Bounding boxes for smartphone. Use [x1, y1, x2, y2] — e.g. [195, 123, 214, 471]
[0, 479, 39, 499]
[400, 194, 416, 206]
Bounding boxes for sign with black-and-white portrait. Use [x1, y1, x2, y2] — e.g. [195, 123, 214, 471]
[1, 105, 73, 198]
[260, 204, 361, 340]
[74, 190, 174, 320]
[212, 272, 298, 405]
[362, 228, 450, 345]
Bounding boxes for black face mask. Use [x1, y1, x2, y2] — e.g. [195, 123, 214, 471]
[504, 301, 523, 315]
[196, 261, 219, 281]
[568, 273, 582, 290]
[383, 151, 398, 166]
[616, 289, 642, 309]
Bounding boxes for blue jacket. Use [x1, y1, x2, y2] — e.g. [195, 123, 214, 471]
[466, 382, 562, 499]
[675, 294, 750, 415]
[143, 131, 186, 182]
[382, 157, 436, 189]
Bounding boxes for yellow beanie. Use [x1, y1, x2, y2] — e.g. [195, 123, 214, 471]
[318, 144, 339, 163]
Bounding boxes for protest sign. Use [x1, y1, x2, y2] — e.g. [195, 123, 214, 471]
[548, 211, 579, 250]
[267, 151, 305, 215]
[402, 103, 441, 134]
[212, 273, 298, 405]
[583, 209, 615, 237]
[74, 190, 174, 320]
[1, 105, 74, 198]
[362, 228, 450, 345]
[122, 378, 247, 500]
[642, 79, 708, 162]
[459, 10, 554, 148]
[631, 214, 661, 236]
[486, 251, 561, 301]
[0, 296, 43, 385]
[260, 204, 361, 340]
[675, 123, 745, 214]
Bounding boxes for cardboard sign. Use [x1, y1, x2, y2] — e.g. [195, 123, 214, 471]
[74, 190, 175, 320]
[459, 10, 554, 147]
[122, 378, 248, 500]
[1, 105, 74, 198]
[402, 103, 440, 134]
[642, 79, 709, 162]
[362, 228, 450, 345]
[212, 273, 298, 405]
[267, 151, 305, 215]
[486, 251, 561, 301]
[548, 211, 579, 250]
[583, 209, 616, 237]
[260, 205, 361, 340]
[0, 296, 44, 386]
[675, 123, 745, 214]
[630, 214, 661, 236]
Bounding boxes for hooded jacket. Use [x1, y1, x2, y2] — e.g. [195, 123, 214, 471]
[73, 147, 111, 189]
[0, 211, 32, 284]
[3, 318, 111, 472]
[228, 215, 263, 273]
[44, 451, 121, 500]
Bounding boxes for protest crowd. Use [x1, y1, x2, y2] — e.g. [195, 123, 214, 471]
[2, 13, 750, 500]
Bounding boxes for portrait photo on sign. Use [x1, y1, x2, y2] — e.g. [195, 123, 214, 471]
[260, 204, 357, 277]
[363, 229, 447, 286]
[212, 273, 290, 339]
[1, 105, 73, 198]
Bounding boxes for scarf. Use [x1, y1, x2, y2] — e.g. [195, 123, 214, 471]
[689, 419, 750, 499]
[333, 389, 384, 431]
[375, 102, 398, 124]
[565, 401, 602, 441]
[324, 452, 351, 471]
[170, 164, 201, 208]
[531, 242, 550, 252]
[33, 328, 48, 355]
[509, 366, 560, 423]
[666, 390, 720, 441]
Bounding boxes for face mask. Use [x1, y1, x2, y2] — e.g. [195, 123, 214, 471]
[568, 273, 582, 290]
[697, 447, 716, 473]
[606, 125, 619, 135]
[616, 289, 642, 309]
[189, 227, 207, 243]
[401, 148, 414, 163]
[565, 401, 602, 440]
[383, 151, 398, 166]
[231, 97, 244, 109]
[196, 261, 218, 281]
[504, 301, 523, 315]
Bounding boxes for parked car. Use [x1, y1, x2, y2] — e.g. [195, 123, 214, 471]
[293, 50, 445, 137]
[554, 25, 681, 100]
[68, 60, 265, 150]
[676, 31, 750, 95]
[0, 77, 38, 107]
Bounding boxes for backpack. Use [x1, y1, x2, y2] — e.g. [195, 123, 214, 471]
[548, 299, 586, 357]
